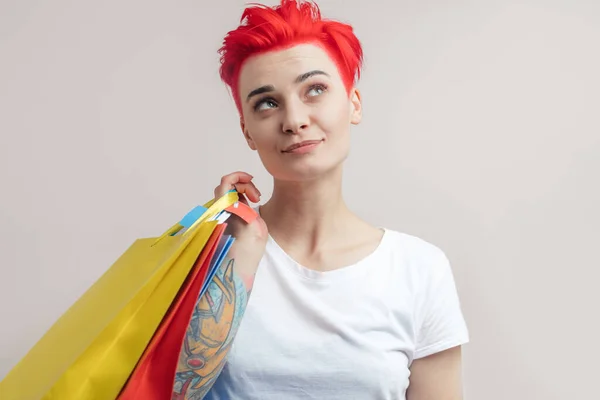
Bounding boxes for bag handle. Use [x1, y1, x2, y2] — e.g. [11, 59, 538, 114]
[153, 189, 259, 245]
[152, 190, 239, 246]
[182, 190, 240, 236]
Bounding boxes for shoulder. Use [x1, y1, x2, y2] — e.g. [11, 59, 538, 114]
[377, 228, 456, 290]
[381, 228, 450, 268]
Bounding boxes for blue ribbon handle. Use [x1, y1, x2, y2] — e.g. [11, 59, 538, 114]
[179, 189, 238, 228]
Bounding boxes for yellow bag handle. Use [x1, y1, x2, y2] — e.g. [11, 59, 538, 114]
[153, 190, 239, 246]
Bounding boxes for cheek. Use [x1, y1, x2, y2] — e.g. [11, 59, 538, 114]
[246, 121, 279, 151]
[317, 97, 351, 134]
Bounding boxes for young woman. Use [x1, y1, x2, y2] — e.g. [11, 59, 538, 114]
[173, 1, 469, 399]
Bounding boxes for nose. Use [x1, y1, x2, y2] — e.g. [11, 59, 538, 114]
[281, 99, 309, 134]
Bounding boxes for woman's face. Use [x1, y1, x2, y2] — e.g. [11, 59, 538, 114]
[237, 43, 362, 182]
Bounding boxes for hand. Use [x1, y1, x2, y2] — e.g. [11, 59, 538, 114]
[213, 171, 269, 248]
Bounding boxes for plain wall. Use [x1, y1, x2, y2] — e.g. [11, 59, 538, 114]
[1, 0, 599, 398]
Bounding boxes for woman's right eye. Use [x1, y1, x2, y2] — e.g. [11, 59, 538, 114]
[255, 98, 277, 111]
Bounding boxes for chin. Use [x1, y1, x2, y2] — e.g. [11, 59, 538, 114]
[263, 153, 348, 182]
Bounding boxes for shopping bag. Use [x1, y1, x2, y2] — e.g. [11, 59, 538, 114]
[0, 191, 239, 400]
[117, 224, 229, 399]
[118, 199, 256, 399]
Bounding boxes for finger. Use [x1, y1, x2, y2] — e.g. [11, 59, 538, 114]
[220, 171, 253, 187]
[231, 182, 261, 203]
[214, 172, 254, 198]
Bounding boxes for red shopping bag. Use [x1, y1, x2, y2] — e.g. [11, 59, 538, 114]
[118, 223, 226, 399]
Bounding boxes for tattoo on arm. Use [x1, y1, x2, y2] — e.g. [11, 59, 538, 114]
[172, 257, 252, 400]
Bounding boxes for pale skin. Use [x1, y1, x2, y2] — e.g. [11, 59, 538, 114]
[407, 346, 465, 400]
[176, 42, 465, 398]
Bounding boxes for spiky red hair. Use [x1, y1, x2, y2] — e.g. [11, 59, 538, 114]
[218, 0, 364, 114]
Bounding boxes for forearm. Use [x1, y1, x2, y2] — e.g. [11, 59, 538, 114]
[172, 240, 262, 399]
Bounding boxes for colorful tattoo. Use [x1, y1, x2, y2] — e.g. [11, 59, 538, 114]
[172, 257, 250, 399]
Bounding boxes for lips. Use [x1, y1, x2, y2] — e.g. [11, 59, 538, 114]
[282, 139, 323, 153]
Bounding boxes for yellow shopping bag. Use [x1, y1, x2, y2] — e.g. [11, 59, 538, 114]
[0, 191, 239, 400]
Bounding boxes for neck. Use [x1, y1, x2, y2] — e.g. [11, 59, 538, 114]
[258, 166, 356, 251]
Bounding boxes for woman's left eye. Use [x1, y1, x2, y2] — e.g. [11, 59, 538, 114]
[307, 85, 327, 97]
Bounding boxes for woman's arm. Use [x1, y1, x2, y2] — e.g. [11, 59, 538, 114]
[172, 234, 263, 399]
[170, 171, 266, 399]
[406, 346, 465, 400]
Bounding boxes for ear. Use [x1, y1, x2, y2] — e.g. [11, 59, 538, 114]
[240, 117, 257, 150]
[349, 88, 362, 125]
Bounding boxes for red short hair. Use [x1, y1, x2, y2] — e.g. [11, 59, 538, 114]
[218, 0, 364, 114]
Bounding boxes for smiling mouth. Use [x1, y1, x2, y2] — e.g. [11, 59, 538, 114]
[282, 139, 324, 153]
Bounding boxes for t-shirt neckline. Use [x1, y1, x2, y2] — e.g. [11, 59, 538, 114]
[255, 205, 389, 282]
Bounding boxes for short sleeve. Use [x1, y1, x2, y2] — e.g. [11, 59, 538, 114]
[413, 249, 470, 360]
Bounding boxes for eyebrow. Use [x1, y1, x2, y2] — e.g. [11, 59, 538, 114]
[295, 70, 329, 84]
[245, 70, 330, 102]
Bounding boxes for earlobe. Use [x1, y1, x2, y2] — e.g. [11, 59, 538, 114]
[240, 117, 257, 151]
[350, 88, 362, 125]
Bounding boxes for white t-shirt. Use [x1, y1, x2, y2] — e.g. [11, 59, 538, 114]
[205, 226, 469, 400]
